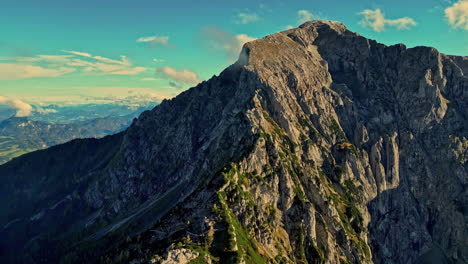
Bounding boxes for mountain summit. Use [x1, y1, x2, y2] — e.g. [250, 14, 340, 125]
[1, 21, 466, 264]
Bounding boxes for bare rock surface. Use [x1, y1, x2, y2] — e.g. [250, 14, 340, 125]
[0, 20, 466, 264]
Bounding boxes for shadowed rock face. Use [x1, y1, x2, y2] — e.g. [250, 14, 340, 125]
[0, 21, 466, 264]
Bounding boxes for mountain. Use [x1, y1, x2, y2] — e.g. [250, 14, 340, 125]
[0, 114, 138, 164]
[0, 21, 466, 264]
[29, 103, 156, 124]
[0, 106, 15, 122]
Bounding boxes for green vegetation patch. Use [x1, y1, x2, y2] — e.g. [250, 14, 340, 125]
[216, 191, 267, 264]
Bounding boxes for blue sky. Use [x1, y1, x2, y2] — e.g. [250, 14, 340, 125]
[0, 0, 467, 109]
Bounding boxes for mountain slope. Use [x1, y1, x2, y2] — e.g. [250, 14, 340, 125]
[0, 21, 466, 264]
[0, 114, 138, 164]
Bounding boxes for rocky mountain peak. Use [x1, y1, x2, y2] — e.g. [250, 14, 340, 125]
[0, 21, 466, 264]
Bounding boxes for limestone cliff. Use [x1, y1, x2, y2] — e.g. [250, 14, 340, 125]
[0, 21, 466, 264]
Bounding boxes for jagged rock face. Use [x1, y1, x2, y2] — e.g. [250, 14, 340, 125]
[0, 21, 466, 264]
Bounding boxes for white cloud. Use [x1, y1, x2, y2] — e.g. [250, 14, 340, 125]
[111, 67, 147, 75]
[0, 51, 147, 78]
[202, 27, 256, 61]
[236, 13, 259, 24]
[61, 50, 92, 57]
[0, 63, 75, 81]
[93, 55, 130, 66]
[0, 95, 33, 117]
[62, 51, 131, 65]
[2, 55, 74, 63]
[156, 66, 201, 87]
[35, 107, 58, 114]
[153, 58, 165, 62]
[358, 9, 417, 32]
[141, 77, 160, 81]
[235, 34, 256, 51]
[61, 52, 144, 75]
[136, 36, 170, 47]
[297, 10, 314, 24]
[445, 0, 468, 30]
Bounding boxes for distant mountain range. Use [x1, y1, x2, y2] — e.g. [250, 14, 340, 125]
[0, 102, 157, 124]
[0, 112, 144, 164]
[0, 102, 156, 164]
[32, 103, 156, 123]
[0, 105, 15, 121]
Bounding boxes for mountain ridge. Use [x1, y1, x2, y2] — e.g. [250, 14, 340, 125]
[0, 20, 466, 264]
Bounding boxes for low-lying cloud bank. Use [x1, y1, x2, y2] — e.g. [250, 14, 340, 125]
[0, 96, 33, 117]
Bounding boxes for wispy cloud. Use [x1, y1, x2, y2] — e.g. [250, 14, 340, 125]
[7, 54, 74, 63]
[141, 77, 160, 81]
[445, 0, 468, 30]
[297, 10, 314, 24]
[62, 51, 92, 57]
[358, 9, 417, 32]
[0, 63, 75, 81]
[136, 36, 170, 47]
[62, 50, 132, 66]
[156, 66, 201, 88]
[0, 51, 147, 79]
[110, 67, 146, 75]
[236, 13, 259, 24]
[61, 51, 145, 75]
[201, 26, 256, 61]
[0, 95, 33, 116]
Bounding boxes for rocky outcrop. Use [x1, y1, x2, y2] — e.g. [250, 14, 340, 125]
[0, 21, 466, 264]
[159, 249, 200, 264]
